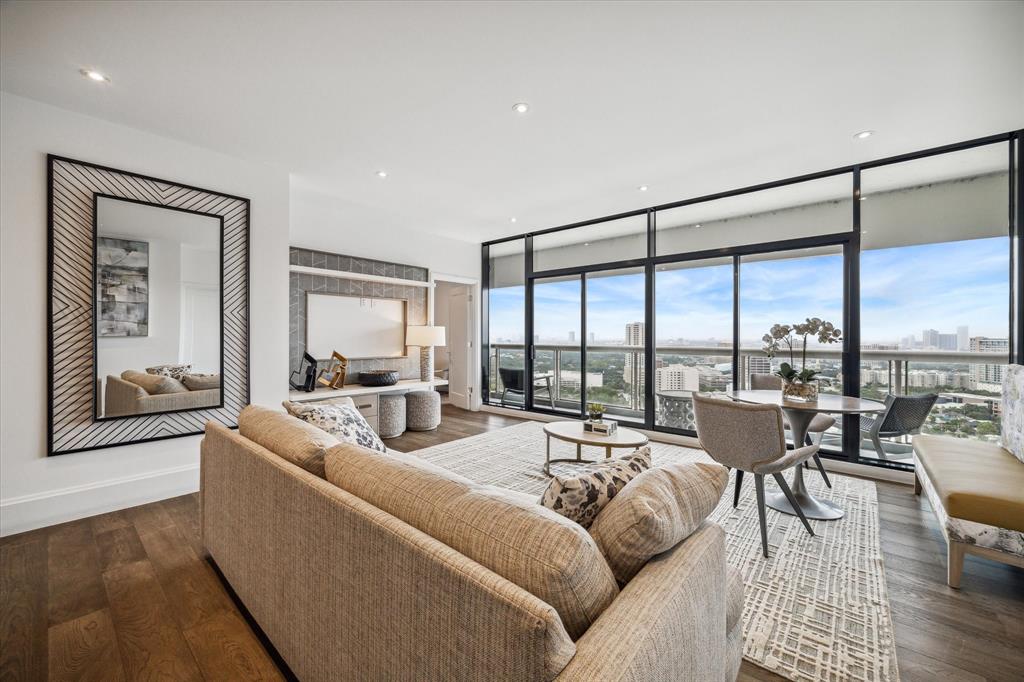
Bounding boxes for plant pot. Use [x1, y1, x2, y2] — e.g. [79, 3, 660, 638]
[588, 412, 604, 423]
[782, 380, 818, 402]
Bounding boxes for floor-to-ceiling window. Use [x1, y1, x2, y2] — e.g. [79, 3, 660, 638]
[481, 132, 1021, 471]
[585, 267, 646, 423]
[859, 142, 1011, 462]
[485, 239, 526, 406]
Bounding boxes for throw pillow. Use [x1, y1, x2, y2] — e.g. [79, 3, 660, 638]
[288, 402, 386, 453]
[183, 373, 221, 391]
[121, 370, 188, 395]
[539, 446, 651, 529]
[146, 363, 192, 381]
[589, 462, 728, 584]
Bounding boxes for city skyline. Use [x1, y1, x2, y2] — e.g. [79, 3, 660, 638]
[489, 237, 1009, 345]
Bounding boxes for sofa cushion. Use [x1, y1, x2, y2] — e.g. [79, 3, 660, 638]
[183, 373, 221, 391]
[121, 370, 188, 395]
[539, 447, 651, 529]
[590, 462, 729, 584]
[325, 442, 619, 640]
[286, 401, 386, 453]
[1002, 364, 1024, 464]
[238, 405, 340, 478]
[914, 434, 1024, 533]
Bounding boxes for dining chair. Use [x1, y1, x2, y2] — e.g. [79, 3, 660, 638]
[859, 392, 938, 460]
[693, 393, 817, 558]
[498, 367, 555, 408]
[750, 373, 834, 488]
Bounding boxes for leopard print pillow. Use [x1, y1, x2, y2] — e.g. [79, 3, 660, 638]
[539, 446, 652, 529]
[289, 402, 387, 454]
[146, 364, 192, 381]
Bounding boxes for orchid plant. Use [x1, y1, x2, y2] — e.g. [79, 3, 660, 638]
[762, 318, 842, 384]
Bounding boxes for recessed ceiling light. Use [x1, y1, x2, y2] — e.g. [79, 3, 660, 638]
[638, 185, 649, 192]
[375, 170, 388, 178]
[80, 69, 109, 83]
[584, 242, 590, 246]
[854, 130, 874, 140]
[512, 102, 530, 114]
[509, 217, 517, 223]
[694, 223, 702, 228]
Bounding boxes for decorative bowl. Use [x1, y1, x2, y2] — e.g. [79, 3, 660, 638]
[358, 370, 400, 387]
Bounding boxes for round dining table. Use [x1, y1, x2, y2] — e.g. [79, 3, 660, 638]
[727, 390, 886, 520]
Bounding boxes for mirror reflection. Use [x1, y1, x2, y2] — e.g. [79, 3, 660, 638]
[94, 196, 222, 418]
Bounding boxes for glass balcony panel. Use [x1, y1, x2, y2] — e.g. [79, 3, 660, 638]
[656, 174, 852, 256]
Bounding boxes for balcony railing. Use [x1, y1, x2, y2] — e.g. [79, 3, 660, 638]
[487, 343, 1008, 458]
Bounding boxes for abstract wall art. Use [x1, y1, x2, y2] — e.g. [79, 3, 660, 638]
[97, 237, 149, 336]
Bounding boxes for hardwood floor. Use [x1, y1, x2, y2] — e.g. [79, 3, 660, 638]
[2, 404, 1021, 681]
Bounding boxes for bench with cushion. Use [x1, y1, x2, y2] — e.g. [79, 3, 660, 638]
[912, 363, 1024, 587]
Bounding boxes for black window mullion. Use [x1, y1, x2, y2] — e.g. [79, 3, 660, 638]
[480, 244, 491, 405]
[644, 209, 656, 429]
[524, 236, 534, 410]
[732, 255, 740, 391]
[579, 274, 587, 419]
[842, 168, 863, 462]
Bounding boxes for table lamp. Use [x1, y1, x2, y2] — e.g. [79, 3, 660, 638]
[406, 325, 446, 381]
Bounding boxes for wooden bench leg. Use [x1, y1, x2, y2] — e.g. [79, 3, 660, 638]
[947, 541, 965, 589]
[913, 472, 921, 495]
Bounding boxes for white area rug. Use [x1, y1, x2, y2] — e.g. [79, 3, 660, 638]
[411, 421, 900, 682]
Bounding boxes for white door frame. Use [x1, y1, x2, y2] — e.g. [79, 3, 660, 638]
[429, 272, 481, 411]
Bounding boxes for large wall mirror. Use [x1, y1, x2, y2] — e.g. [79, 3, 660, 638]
[48, 156, 249, 455]
[94, 195, 223, 419]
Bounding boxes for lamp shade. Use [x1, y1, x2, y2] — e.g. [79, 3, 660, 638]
[406, 325, 446, 347]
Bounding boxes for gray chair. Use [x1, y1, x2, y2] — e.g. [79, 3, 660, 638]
[750, 373, 834, 488]
[693, 393, 817, 558]
[498, 367, 555, 409]
[859, 393, 938, 460]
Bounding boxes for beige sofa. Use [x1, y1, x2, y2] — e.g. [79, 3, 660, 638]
[102, 374, 220, 416]
[201, 407, 744, 681]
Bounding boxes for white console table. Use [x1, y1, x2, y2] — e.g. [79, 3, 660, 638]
[288, 379, 447, 434]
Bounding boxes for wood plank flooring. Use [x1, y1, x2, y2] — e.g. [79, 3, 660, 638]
[2, 404, 1021, 681]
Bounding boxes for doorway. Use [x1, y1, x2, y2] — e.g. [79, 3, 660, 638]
[433, 278, 477, 410]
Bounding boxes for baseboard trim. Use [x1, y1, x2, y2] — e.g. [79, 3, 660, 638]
[479, 405, 914, 485]
[0, 464, 200, 537]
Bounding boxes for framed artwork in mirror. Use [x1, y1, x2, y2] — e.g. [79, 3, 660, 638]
[47, 155, 249, 456]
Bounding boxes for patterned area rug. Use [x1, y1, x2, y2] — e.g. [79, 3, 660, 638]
[410, 421, 899, 682]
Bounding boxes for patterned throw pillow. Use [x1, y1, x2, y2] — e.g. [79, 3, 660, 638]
[539, 446, 652, 529]
[146, 364, 192, 381]
[287, 402, 387, 454]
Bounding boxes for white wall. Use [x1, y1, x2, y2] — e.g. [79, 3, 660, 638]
[0, 92, 290, 535]
[290, 182, 480, 280]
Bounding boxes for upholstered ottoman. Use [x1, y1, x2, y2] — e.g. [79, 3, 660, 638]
[378, 393, 407, 439]
[406, 390, 441, 431]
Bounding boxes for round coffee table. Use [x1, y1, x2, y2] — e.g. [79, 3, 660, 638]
[542, 421, 649, 476]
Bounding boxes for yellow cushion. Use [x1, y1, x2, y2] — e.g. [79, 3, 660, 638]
[913, 435, 1024, 533]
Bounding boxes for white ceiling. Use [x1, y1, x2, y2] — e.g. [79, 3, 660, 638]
[2, 1, 1021, 245]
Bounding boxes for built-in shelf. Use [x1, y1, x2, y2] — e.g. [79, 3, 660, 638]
[289, 264, 431, 288]
[288, 378, 448, 403]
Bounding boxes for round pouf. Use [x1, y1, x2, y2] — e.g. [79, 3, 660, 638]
[378, 394, 407, 439]
[406, 390, 441, 431]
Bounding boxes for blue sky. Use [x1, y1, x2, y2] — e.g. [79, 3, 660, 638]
[489, 237, 1009, 345]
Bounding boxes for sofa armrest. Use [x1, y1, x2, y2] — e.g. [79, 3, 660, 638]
[555, 522, 728, 682]
[103, 375, 147, 416]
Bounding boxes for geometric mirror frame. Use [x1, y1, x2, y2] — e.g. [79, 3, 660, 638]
[47, 155, 249, 455]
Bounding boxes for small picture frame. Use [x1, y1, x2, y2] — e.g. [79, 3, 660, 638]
[317, 351, 349, 388]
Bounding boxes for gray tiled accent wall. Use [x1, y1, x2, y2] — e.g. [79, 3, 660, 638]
[289, 247, 429, 384]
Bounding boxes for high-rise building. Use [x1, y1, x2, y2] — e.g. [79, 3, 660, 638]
[900, 335, 916, 350]
[623, 322, 645, 385]
[938, 333, 958, 351]
[921, 329, 940, 348]
[744, 355, 772, 387]
[970, 336, 1009, 384]
[956, 326, 969, 351]
[654, 365, 699, 392]
[568, 331, 575, 343]
[588, 331, 595, 343]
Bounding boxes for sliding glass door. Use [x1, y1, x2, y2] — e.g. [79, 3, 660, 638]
[585, 267, 646, 424]
[532, 275, 582, 414]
